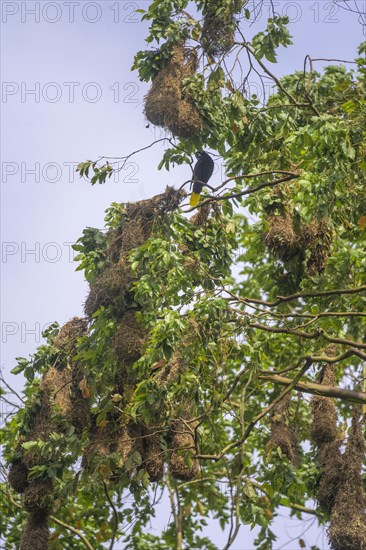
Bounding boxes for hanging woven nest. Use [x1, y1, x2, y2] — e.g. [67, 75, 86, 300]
[265, 210, 302, 261]
[201, 1, 237, 58]
[328, 410, 366, 550]
[265, 393, 299, 465]
[84, 262, 133, 319]
[143, 428, 165, 482]
[20, 513, 49, 550]
[112, 310, 146, 366]
[8, 459, 29, 494]
[168, 417, 199, 481]
[302, 219, 332, 275]
[144, 45, 202, 138]
[311, 360, 346, 514]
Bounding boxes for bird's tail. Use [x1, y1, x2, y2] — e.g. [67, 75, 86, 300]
[190, 192, 201, 207]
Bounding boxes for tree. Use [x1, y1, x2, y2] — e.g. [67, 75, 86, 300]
[1, 2, 366, 549]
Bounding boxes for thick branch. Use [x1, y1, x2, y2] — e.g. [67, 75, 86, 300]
[260, 374, 366, 404]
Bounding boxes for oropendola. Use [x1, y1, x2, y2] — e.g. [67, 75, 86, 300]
[190, 151, 214, 206]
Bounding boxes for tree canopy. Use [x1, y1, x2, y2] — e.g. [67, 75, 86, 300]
[1, 2, 366, 549]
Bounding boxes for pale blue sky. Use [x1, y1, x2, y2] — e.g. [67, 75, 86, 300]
[1, 1, 364, 548]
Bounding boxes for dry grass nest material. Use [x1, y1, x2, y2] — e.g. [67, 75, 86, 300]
[53, 317, 87, 353]
[20, 513, 49, 550]
[328, 411, 366, 550]
[41, 366, 73, 421]
[23, 478, 53, 514]
[22, 398, 53, 468]
[84, 262, 133, 319]
[84, 418, 143, 480]
[266, 394, 298, 465]
[317, 440, 345, 514]
[112, 310, 146, 366]
[168, 418, 199, 481]
[265, 211, 300, 261]
[264, 192, 332, 275]
[143, 429, 165, 482]
[311, 363, 345, 514]
[303, 219, 332, 275]
[154, 355, 186, 387]
[144, 45, 202, 138]
[311, 364, 338, 445]
[201, 3, 237, 58]
[104, 187, 185, 265]
[8, 459, 29, 493]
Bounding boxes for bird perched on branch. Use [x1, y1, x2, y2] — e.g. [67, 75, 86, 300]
[190, 151, 214, 206]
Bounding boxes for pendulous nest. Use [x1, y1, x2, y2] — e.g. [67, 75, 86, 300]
[112, 310, 146, 367]
[168, 418, 199, 481]
[8, 460, 29, 494]
[84, 262, 133, 319]
[144, 45, 202, 138]
[311, 362, 345, 514]
[201, 2, 237, 58]
[83, 417, 143, 481]
[311, 364, 338, 445]
[264, 187, 332, 275]
[303, 219, 332, 275]
[15, 318, 89, 549]
[316, 440, 344, 514]
[20, 513, 49, 550]
[265, 393, 299, 465]
[41, 366, 74, 422]
[143, 429, 165, 482]
[115, 422, 142, 466]
[82, 188, 188, 484]
[328, 410, 366, 550]
[51, 317, 90, 433]
[85, 187, 186, 320]
[153, 355, 186, 387]
[53, 317, 87, 354]
[23, 478, 53, 514]
[20, 474, 53, 549]
[265, 211, 302, 261]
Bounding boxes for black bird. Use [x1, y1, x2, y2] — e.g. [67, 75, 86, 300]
[190, 151, 214, 206]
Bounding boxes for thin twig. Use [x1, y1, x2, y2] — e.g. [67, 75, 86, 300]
[196, 360, 312, 461]
[103, 481, 119, 550]
[225, 285, 366, 308]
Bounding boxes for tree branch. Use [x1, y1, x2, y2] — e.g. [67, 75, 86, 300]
[103, 481, 119, 550]
[259, 373, 366, 404]
[192, 174, 299, 210]
[249, 323, 366, 349]
[196, 360, 312, 461]
[227, 285, 366, 308]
